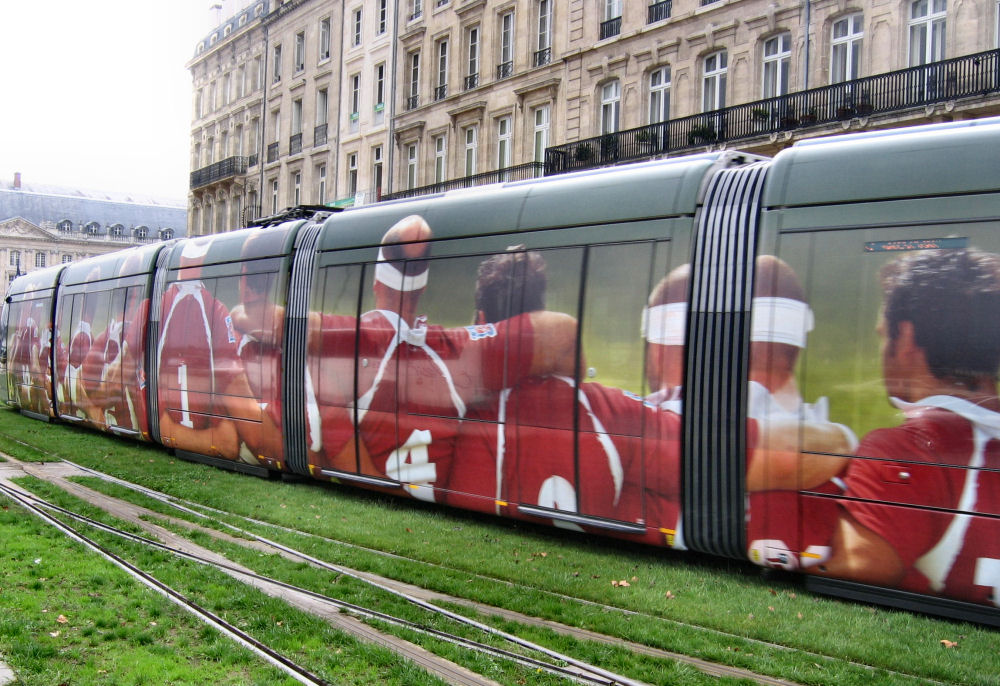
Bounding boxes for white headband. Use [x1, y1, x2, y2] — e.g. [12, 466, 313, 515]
[750, 297, 814, 348]
[643, 297, 814, 347]
[374, 248, 428, 292]
[642, 303, 687, 345]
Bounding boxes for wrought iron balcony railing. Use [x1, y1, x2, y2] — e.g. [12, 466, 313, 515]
[248, 153, 258, 167]
[314, 123, 328, 147]
[382, 162, 544, 201]
[289, 133, 302, 156]
[190, 156, 249, 190]
[496, 61, 513, 80]
[434, 84, 448, 100]
[534, 47, 551, 67]
[464, 73, 479, 90]
[648, 0, 671, 23]
[545, 48, 1000, 175]
[406, 94, 419, 110]
[266, 142, 279, 163]
[600, 16, 621, 40]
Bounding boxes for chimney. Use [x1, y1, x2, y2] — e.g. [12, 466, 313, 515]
[210, 2, 222, 26]
[13, 172, 21, 190]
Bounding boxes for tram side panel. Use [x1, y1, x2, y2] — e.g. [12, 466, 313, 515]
[154, 226, 297, 470]
[750, 122, 1000, 613]
[4, 267, 63, 419]
[300, 198, 698, 542]
[52, 245, 161, 439]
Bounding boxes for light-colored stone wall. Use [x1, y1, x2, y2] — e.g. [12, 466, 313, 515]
[190, 0, 1000, 229]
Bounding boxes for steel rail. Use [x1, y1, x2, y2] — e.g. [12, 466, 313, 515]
[3, 481, 637, 686]
[0, 480, 330, 686]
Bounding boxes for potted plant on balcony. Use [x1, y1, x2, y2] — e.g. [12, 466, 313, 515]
[687, 125, 717, 145]
[575, 143, 594, 163]
[856, 91, 873, 116]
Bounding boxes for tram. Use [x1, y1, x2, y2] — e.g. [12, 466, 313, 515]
[4, 117, 1000, 625]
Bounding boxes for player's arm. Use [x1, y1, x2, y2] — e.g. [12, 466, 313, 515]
[747, 419, 850, 491]
[808, 510, 906, 585]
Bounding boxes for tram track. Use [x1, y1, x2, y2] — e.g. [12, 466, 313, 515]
[0, 459, 651, 686]
[0, 438, 954, 686]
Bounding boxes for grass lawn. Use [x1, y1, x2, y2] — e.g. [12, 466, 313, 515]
[0, 408, 997, 685]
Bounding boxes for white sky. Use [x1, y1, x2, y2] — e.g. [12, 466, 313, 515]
[1, 0, 220, 202]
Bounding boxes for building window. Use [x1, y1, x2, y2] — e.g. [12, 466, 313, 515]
[434, 136, 447, 183]
[378, 0, 388, 34]
[294, 31, 305, 72]
[85, 221, 100, 235]
[57, 219, 73, 232]
[292, 99, 303, 135]
[407, 143, 418, 189]
[466, 26, 480, 89]
[600, 80, 621, 134]
[272, 44, 282, 82]
[271, 179, 279, 214]
[702, 50, 727, 111]
[292, 172, 301, 206]
[533, 105, 549, 162]
[831, 14, 863, 83]
[161, 228, 175, 241]
[646, 67, 670, 125]
[996, 0, 1000, 47]
[35, 252, 46, 269]
[135, 226, 149, 240]
[407, 52, 420, 109]
[110, 223, 124, 238]
[352, 7, 363, 47]
[373, 146, 384, 199]
[350, 74, 361, 119]
[464, 126, 478, 176]
[347, 153, 358, 196]
[375, 63, 385, 112]
[318, 165, 327, 204]
[762, 33, 791, 98]
[498, 12, 514, 79]
[497, 116, 512, 169]
[319, 18, 331, 60]
[436, 39, 449, 100]
[317, 88, 328, 126]
[909, 0, 946, 66]
[410, 0, 423, 21]
[535, 0, 552, 66]
[9, 250, 19, 267]
[62, 255, 73, 264]
[601, 0, 622, 39]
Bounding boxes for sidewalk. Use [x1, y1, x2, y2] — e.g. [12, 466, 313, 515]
[0, 658, 14, 685]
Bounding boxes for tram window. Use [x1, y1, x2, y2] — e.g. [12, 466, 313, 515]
[310, 263, 363, 416]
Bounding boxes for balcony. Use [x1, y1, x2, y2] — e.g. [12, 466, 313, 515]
[266, 142, 279, 163]
[190, 156, 249, 190]
[434, 84, 448, 101]
[382, 162, 544, 201]
[648, 0, 671, 23]
[496, 61, 513, 80]
[545, 48, 1000, 175]
[464, 73, 479, 90]
[533, 47, 551, 68]
[248, 153, 258, 167]
[289, 132, 302, 156]
[406, 94, 419, 110]
[600, 16, 621, 40]
[314, 123, 328, 147]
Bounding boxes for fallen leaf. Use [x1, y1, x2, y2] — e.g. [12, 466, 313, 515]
[769, 588, 777, 595]
[797, 612, 803, 619]
[619, 580, 630, 587]
[56, 615, 68, 624]
[49, 631, 60, 638]
[788, 593, 796, 599]
[665, 590, 675, 600]
[631, 576, 638, 582]
[768, 606, 775, 612]
[277, 621, 283, 626]
[940, 639, 958, 649]
[611, 580, 619, 587]
[405, 527, 412, 533]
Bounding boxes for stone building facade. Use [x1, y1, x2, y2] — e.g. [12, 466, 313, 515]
[188, 0, 1000, 232]
[0, 176, 185, 288]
